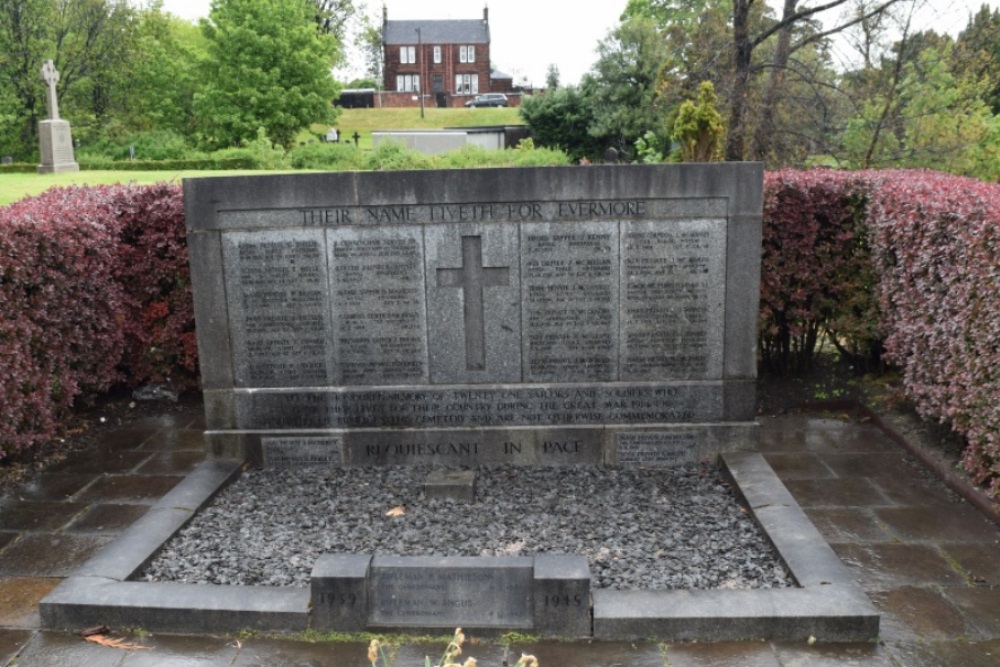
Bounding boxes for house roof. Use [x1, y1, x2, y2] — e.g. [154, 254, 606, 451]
[383, 20, 489, 45]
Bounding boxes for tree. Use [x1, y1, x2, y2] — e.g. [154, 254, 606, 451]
[194, 0, 342, 149]
[519, 85, 603, 161]
[545, 64, 560, 90]
[587, 17, 671, 156]
[123, 4, 208, 137]
[0, 0, 141, 157]
[953, 5, 1000, 114]
[673, 81, 724, 161]
[310, 0, 355, 40]
[727, 0, 907, 161]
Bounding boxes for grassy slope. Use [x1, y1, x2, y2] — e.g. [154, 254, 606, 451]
[3, 108, 525, 206]
[313, 107, 523, 149]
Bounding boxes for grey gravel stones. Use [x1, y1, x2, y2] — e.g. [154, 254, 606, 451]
[141, 464, 790, 591]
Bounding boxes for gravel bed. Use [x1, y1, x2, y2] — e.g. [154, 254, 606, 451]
[141, 464, 792, 591]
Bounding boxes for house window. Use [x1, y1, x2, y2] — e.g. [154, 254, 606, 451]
[455, 74, 478, 95]
[399, 46, 415, 64]
[397, 74, 420, 92]
[459, 45, 476, 63]
[433, 46, 441, 64]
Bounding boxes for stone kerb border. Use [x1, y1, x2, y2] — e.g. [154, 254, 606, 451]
[40, 453, 878, 641]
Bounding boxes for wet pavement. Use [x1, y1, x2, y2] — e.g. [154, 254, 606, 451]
[1, 406, 999, 666]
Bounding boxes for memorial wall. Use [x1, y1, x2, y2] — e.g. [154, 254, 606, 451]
[184, 164, 763, 467]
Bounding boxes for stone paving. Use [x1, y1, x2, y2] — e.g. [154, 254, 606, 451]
[1, 406, 998, 666]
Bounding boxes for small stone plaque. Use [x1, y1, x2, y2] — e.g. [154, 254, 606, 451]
[262, 436, 342, 468]
[617, 431, 698, 467]
[369, 556, 533, 628]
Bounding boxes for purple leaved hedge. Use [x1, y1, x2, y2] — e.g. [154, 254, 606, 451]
[0, 184, 192, 459]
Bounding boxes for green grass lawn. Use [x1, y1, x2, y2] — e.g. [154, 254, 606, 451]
[0, 169, 305, 207]
[3, 108, 525, 206]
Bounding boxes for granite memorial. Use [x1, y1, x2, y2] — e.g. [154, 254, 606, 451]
[184, 164, 763, 469]
[36, 59, 79, 174]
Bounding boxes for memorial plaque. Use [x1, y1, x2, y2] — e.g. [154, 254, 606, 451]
[368, 556, 533, 628]
[222, 230, 334, 387]
[522, 221, 619, 381]
[621, 220, 726, 380]
[185, 165, 763, 467]
[617, 431, 699, 467]
[329, 226, 428, 384]
[262, 436, 342, 468]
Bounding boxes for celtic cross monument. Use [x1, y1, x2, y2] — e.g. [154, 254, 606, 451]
[37, 59, 79, 174]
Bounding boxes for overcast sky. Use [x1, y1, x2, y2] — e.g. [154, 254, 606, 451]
[153, 0, 999, 87]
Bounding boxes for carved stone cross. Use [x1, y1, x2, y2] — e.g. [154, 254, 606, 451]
[437, 236, 510, 371]
[40, 59, 60, 120]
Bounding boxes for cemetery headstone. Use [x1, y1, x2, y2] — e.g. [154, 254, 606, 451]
[36, 59, 79, 174]
[184, 164, 763, 469]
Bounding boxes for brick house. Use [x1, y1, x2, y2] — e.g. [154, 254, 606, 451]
[380, 6, 518, 108]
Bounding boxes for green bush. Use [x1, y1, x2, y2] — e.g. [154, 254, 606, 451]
[363, 140, 434, 171]
[287, 142, 366, 170]
[80, 129, 202, 162]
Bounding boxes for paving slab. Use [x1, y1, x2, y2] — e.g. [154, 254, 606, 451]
[942, 587, 1000, 637]
[0, 534, 112, 577]
[118, 632, 238, 666]
[14, 473, 99, 501]
[13, 630, 128, 667]
[517, 641, 665, 667]
[66, 504, 151, 534]
[45, 450, 153, 475]
[782, 478, 887, 508]
[940, 543, 1000, 586]
[0, 628, 33, 666]
[139, 429, 208, 453]
[230, 637, 369, 667]
[887, 639, 1000, 667]
[0, 578, 61, 627]
[831, 543, 969, 591]
[760, 453, 834, 480]
[0, 499, 89, 531]
[135, 451, 206, 475]
[75, 476, 183, 504]
[871, 474, 960, 507]
[869, 586, 979, 642]
[873, 505, 1000, 543]
[822, 453, 918, 479]
[662, 640, 779, 666]
[802, 508, 894, 544]
[87, 428, 157, 452]
[771, 641, 895, 666]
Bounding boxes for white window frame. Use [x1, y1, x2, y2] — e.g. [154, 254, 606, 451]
[400, 46, 415, 64]
[397, 74, 420, 92]
[433, 46, 441, 64]
[455, 74, 479, 95]
[467, 45, 475, 63]
[460, 45, 476, 63]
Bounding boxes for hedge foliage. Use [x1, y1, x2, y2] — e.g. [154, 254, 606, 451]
[763, 168, 1000, 497]
[0, 184, 191, 459]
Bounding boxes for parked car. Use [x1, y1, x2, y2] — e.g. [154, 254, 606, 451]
[464, 93, 509, 108]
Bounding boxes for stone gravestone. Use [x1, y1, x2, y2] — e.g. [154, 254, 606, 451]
[183, 164, 762, 632]
[37, 59, 79, 174]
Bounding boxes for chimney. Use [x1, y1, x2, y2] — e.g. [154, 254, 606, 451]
[484, 4, 488, 23]
[383, 3, 387, 23]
